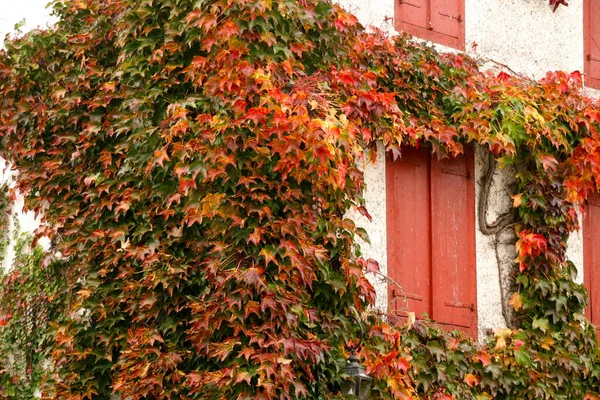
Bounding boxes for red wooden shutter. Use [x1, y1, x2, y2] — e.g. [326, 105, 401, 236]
[585, 0, 600, 89]
[395, 0, 465, 50]
[430, 149, 477, 334]
[386, 147, 432, 320]
[584, 192, 600, 337]
[430, 0, 462, 40]
[386, 147, 476, 335]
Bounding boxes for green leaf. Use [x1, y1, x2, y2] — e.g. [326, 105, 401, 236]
[514, 348, 532, 367]
[426, 340, 446, 362]
[532, 317, 550, 333]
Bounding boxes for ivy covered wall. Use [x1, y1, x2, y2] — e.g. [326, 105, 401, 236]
[0, 0, 599, 399]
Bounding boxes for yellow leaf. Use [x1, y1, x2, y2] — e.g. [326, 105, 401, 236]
[494, 328, 512, 350]
[509, 292, 523, 311]
[495, 336, 506, 350]
[494, 328, 512, 339]
[73, 0, 88, 9]
[407, 312, 415, 330]
[77, 288, 93, 301]
[386, 376, 399, 391]
[540, 336, 556, 350]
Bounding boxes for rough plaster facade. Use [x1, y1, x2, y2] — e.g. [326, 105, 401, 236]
[336, 0, 594, 340]
[465, 1, 584, 80]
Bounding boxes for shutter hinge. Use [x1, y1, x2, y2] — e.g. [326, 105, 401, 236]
[444, 301, 474, 311]
[438, 12, 462, 22]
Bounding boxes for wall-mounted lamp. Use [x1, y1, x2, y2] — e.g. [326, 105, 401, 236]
[340, 311, 372, 399]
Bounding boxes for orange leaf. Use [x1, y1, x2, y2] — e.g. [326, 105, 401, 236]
[463, 373, 481, 387]
[473, 351, 492, 366]
[509, 292, 523, 311]
[511, 193, 523, 208]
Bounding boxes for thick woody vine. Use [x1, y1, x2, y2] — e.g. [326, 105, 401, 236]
[478, 152, 520, 328]
[0, 0, 598, 399]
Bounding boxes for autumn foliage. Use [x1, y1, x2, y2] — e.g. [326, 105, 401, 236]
[0, 0, 599, 399]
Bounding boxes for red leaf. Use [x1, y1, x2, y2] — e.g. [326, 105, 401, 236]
[539, 154, 558, 171]
[248, 228, 262, 245]
[365, 258, 379, 274]
[517, 231, 547, 258]
[513, 339, 525, 350]
[315, 145, 332, 163]
[497, 71, 511, 82]
[241, 267, 265, 288]
[357, 205, 372, 222]
[570, 70, 582, 87]
[0, 314, 12, 327]
[397, 357, 410, 373]
[245, 107, 269, 125]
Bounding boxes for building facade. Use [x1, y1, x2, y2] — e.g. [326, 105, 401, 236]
[338, 0, 600, 339]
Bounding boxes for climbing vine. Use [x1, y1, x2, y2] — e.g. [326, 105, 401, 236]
[0, 234, 66, 399]
[478, 152, 519, 328]
[0, 184, 10, 266]
[0, 0, 598, 399]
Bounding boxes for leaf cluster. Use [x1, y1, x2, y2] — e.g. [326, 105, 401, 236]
[0, 0, 599, 399]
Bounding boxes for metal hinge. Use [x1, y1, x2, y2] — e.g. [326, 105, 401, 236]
[444, 301, 474, 311]
[438, 12, 462, 22]
[393, 289, 423, 301]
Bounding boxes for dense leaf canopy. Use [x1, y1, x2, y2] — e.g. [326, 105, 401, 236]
[0, 0, 599, 398]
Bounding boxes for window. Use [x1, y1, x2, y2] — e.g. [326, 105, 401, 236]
[394, 0, 465, 50]
[584, 192, 600, 337]
[386, 146, 477, 335]
[585, 0, 600, 89]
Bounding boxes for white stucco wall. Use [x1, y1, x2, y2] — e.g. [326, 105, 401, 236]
[474, 148, 514, 337]
[465, 1, 583, 80]
[567, 214, 585, 285]
[336, 0, 395, 34]
[349, 144, 388, 312]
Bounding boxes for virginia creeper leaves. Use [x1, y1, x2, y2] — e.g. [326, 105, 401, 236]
[0, 0, 598, 398]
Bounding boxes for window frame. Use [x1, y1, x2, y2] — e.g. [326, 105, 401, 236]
[583, 192, 600, 338]
[385, 146, 477, 336]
